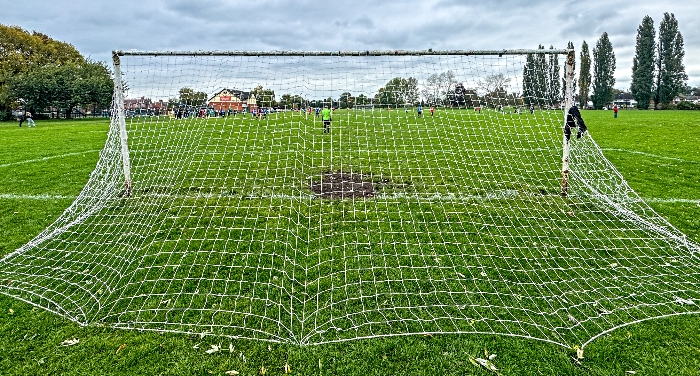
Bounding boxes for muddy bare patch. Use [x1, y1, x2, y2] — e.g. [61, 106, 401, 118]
[309, 170, 377, 199]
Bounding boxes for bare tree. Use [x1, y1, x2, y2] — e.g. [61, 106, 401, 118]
[422, 71, 457, 105]
[477, 73, 511, 95]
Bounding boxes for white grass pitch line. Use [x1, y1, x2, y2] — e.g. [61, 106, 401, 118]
[0, 193, 75, 200]
[0, 149, 101, 169]
[601, 148, 697, 164]
[1, 192, 698, 205]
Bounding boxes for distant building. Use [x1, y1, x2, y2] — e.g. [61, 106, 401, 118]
[674, 95, 700, 105]
[208, 89, 257, 112]
[613, 92, 637, 108]
[124, 97, 168, 115]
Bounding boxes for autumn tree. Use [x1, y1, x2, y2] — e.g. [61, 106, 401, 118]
[0, 24, 85, 119]
[8, 60, 113, 118]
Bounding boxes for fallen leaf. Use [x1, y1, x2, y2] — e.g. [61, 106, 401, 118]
[116, 343, 127, 355]
[60, 338, 80, 346]
[475, 357, 498, 372]
[225, 371, 240, 375]
[284, 363, 291, 374]
[259, 365, 267, 375]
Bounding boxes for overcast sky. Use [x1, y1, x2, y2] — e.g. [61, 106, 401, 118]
[2, 0, 699, 90]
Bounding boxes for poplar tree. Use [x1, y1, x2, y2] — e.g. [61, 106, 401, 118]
[534, 45, 548, 107]
[591, 32, 616, 110]
[577, 41, 591, 108]
[630, 16, 656, 109]
[654, 12, 687, 109]
[548, 45, 561, 105]
[563, 41, 576, 105]
[523, 53, 536, 106]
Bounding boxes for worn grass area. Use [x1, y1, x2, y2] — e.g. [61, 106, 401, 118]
[1, 110, 700, 375]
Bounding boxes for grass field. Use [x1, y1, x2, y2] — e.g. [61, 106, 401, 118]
[1, 109, 700, 375]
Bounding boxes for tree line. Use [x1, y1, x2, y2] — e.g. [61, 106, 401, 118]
[1, 14, 691, 121]
[0, 24, 113, 120]
[578, 12, 687, 110]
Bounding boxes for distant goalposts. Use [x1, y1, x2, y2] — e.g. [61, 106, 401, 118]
[1, 49, 699, 351]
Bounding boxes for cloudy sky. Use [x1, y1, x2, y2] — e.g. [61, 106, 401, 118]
[2, 0, 699, 90]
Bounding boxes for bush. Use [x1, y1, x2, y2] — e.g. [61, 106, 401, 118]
[676, 101, 698, 110]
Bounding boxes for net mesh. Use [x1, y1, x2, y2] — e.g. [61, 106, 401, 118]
[1, 50, 699, 347]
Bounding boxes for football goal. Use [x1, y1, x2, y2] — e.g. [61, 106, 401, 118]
[1, 49, 699, 350]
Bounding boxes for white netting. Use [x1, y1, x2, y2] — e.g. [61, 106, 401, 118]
[1, 50, 699, 348]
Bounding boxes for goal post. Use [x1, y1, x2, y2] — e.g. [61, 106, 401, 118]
[111, 52, 133, 197]
[2, 48, 699, 349]
[561, 49, 576, 197]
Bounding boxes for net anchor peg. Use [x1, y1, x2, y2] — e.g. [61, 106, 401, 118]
[125, 181, 132, 197]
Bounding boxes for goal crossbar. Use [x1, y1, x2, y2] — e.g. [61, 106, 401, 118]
[114, 49, 573, 57]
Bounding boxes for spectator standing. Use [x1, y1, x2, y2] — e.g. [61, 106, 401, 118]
[25, 111, 36, 127]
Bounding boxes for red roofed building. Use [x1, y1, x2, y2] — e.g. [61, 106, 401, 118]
[208, 89, 257, 112]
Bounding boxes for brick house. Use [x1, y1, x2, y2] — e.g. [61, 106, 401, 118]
[208, 89, 257, 112]
[123, 97, 168, 115]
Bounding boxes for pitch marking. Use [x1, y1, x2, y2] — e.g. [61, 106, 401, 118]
[0, 149, 101, 169]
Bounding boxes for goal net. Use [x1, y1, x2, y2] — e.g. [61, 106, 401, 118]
[1, 49, 699, 349]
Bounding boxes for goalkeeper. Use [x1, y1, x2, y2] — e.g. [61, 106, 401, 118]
[322, 106, 332, 133]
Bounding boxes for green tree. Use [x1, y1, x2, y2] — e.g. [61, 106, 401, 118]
[578, 41, 592, 108]
[178, 87, 208, 106]
[630, 16, 656, 110]
[0, 24, 84, 119]
[8, 60, 113, 118]
[356, 94, 368, 106]
[278, 94, 307, 109]
[338, 92, 354, 109]
[522, 46, 548, 107]
[523, 53, 537, 106]
[548, 45, 561, 104]
[534, 45, 548, 106]
[375, 77, 418, 106]
[654, 12, 687, 109]
[74, 60, 114, 113]
[591, 32, 616, 110]
[252, 85, 275, 108]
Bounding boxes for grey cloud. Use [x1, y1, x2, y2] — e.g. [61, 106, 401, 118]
[1, 0, 698, 86]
